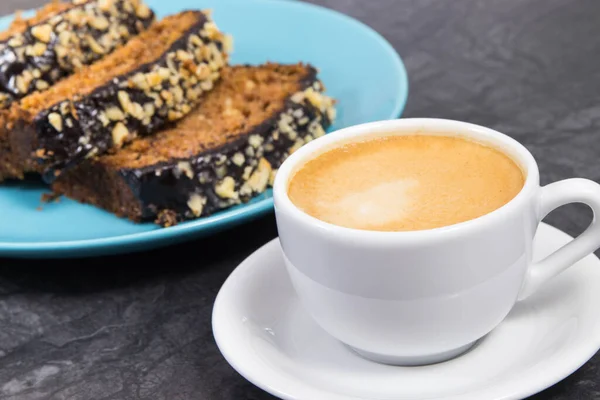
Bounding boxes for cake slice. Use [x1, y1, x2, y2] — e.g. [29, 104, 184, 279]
[52, 63, 336, 226]
[0, 10, 230, 182]
[0, 2, 73, 41]
[0, 0, 155, 109]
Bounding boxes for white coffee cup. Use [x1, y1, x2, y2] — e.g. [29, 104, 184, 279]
[273, 118, 600, 366]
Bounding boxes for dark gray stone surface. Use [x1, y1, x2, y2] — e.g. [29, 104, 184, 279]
[0, 0, 599, 398]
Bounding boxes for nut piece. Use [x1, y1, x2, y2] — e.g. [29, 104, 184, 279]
[86, 35, 105, 54]
[246, 158, 272, 194]
[35, 80, 49, 90]
[111, 122, 129, 147]
[136, 3, 152, 19]
[48, 113, 63, 132]
[248, 134, 263, 149]
[231, 152, 245, 167]
[187, 193, 206, 217]
[31, 24, 52, 43]
[223, 34, 234, 53]
[98, 0, 113, 11]
[118, 91, 133, 113]
[8, 36, 23, 47]
[327, 106, 336, 122]
[15, 72, 33, 93]
[215, 176, 238, 199]
[304, 87, 324, 109]
[176, 161, 194, 179]
[28, 42, 47, 57]
[90, 16, 110, 30]
[105, 106, 125, 121]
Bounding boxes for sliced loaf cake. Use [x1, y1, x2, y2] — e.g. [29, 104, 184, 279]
[53, 63, 336, 226]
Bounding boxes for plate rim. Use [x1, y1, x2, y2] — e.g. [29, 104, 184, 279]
[0, 0, 409, 257]
[212, 222, 600, 400]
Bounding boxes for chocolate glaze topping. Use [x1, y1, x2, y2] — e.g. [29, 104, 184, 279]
[122, 72, 332, 226]
[33, 11, 229, 182]
[0, 0, 155, 109]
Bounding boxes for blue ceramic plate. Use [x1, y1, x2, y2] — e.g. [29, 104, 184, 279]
[0, 0, 408, 258]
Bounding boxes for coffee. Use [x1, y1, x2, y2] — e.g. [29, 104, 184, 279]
[287, 134, 525, 232]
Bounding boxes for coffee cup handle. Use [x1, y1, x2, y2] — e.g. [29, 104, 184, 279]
[518, 178, 600, 300]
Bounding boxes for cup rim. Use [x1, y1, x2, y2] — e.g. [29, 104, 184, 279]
[273, 118, 539, 241]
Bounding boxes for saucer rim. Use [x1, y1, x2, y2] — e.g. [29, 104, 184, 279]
[212, 222, 600, 400]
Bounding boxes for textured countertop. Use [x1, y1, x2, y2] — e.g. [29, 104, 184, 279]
[1, 0, 600, 399]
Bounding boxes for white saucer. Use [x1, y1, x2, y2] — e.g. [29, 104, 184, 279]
[212, 223, 600, 400]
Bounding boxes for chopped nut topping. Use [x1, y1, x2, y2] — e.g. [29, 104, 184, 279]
[200, 79, 214, 91]
[143, 103, 155, 118]
[327, 106, 337, 122]
[187, 193, 206, 217]
[245, 158, 272, 194]
[242, 166, 253, 181]
[111, 122, 129, 147]
[8, 36, 23, 47]
[136, 3, 152, 19]
[90, 16, 110, 30]
[58, 31, 72, 46]
[86, 35, 105, 54]
[172, 86, 184, 103]
[176, 49, 193, 61]
[223, 34, 234, 53]
[215, 165, 227, 179]
[287, 129, 298, 141]
[146, 71, 163, 86]
[202, 22, 220, 39]
[161, 90, 173, 103]
[215, 154, 227, 166]
[215, 176, 238, 199]
[309, 120, 326, 138]
[35, 80, 49, 90]
[105, 106, 125, 121]
[190, 34, 203, 47]
[31, 24, 52, 43]
[232, 152, 245, 166]
[195, 64, 211, 79]
[290, 92, 304, 103]
[118, 91, 133, 113]
[15, 74, 31, 93]
[48, 113, 63, 132]
[176, 161, 194, 179]
[130, 72, 149, 90]
[248, 134, 264, 149]
[129, 102, 145, 120]
[98, 0, 114, 11]
[27, 42, 47, 57]
[98, 112, 110, 126]
[168, 110, 183, 121]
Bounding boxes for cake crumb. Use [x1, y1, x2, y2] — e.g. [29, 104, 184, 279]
[41, 192, 61, 203]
